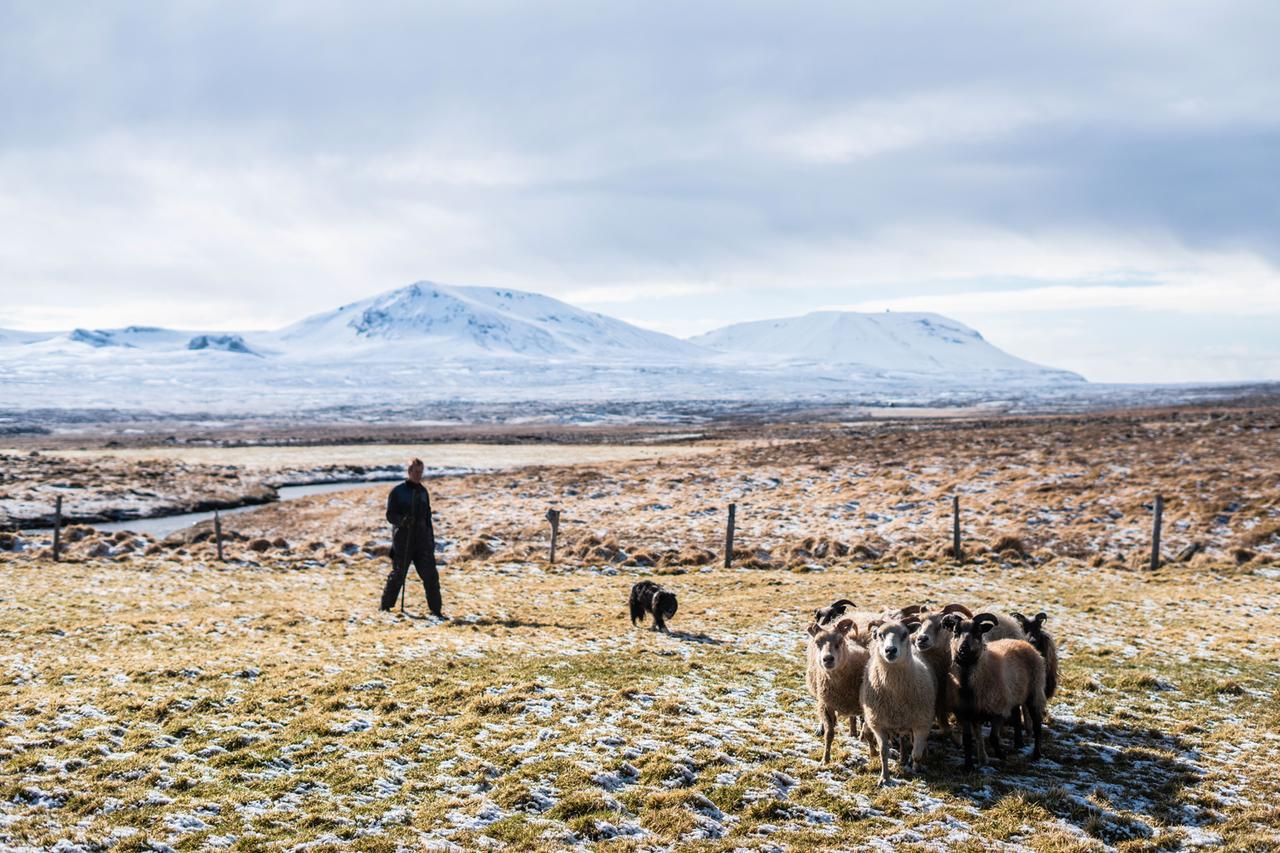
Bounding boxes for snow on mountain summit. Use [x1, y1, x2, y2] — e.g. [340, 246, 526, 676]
[691, 310, 1081, 378]
[275, 282, 704, 360]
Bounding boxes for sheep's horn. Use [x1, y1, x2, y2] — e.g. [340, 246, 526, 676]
[973, 612, 1000, 634]
[942, 603, 973, 617]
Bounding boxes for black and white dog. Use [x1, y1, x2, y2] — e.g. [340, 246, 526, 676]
[629, 580, 678, 633]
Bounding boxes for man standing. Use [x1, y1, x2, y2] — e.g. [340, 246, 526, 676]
[381, 458, 444, 617]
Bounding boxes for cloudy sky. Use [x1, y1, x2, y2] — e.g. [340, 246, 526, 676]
[2, 1, 1278, 382]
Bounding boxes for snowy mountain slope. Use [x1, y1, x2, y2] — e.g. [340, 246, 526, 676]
[0, 282, 1087, 412]
[273, 282, 706, 361]
[691, 311, 1081, 379]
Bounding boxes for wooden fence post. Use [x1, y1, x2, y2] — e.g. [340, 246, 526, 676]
[724, 503, 736, 568]
[546, 508, 561, 563]
[52, 495, 63, 562]
[952, 494, 962, 564]
[1150, 495, 1163, 571]
[214, 510, 224, 562]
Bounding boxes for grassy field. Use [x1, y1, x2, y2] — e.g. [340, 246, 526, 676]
[2, 551, 1277, 851]
[3, 407, 1279, 850]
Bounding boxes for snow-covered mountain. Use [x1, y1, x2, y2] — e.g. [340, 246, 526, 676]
[692, 311, 1081, 379]
[0, 282, 1085, 413]
[273, 282, 705, 361]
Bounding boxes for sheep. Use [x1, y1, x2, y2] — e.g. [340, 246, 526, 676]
[973, 608, 1026, 642]
[860, 619, 936, 785]
[805, 617, 871, 763]
[907, 607, 970, 744]
[813, 598, 857, 626]
[1011, 611, 1059, 700]
[943, 612, 1046, 771]
[813, 598, 884, 646]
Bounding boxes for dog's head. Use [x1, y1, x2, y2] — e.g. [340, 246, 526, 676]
[652, 589, 678, 620]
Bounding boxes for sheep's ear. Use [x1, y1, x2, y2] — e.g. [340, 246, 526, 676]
[940, 613, 961, 632]
[905, 618, 923, 634]
[974, 613, 999, 635]
[807, 622, 822, 637]
[834, 618, 855, 636]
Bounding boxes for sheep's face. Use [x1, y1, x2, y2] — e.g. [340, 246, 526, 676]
[945, 613, 998, 666]
[914, 613, 950, 652]
[653, 591, 678, 621]
[1011, 611, 1048, 653]
[807, 618, 856, 670]
[870, 621, 914, 663]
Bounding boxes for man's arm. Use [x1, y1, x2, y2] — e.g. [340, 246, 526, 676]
[386, 486, 405, 527]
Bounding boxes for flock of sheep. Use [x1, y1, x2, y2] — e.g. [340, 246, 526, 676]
[805, 599, 1059, 784]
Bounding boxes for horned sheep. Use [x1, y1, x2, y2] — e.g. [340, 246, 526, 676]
[943, 612, 1047, 771]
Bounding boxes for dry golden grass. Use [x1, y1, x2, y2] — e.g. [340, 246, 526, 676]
[1, 550, 1278, 850]
[2, 406, 1279, 849]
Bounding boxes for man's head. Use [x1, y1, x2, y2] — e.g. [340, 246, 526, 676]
[407, 458, 425, 483]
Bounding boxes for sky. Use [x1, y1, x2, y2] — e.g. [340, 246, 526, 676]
[2, 1, 1278, 383]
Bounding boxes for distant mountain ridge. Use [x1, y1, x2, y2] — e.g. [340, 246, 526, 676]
[273, 282, 705, 360]
[0, 280, 1085, 412]
[691, 310, 1078, 378]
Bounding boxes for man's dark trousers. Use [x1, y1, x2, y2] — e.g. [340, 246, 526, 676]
[381, 522, 441, 613]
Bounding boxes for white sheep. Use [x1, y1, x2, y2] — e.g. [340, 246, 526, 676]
[860, 619, 936, 785]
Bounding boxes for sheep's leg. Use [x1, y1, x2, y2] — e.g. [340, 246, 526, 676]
[1027, 703, 1043, 761]
[1008, 701, 1029, 742]
[822, 708, 837, 764]
[910, 726, 929, 773]
[975, 721, 989, 764]
[961, 719, 976, 771]
[988, 714, 1007, 759]
[848, 715, 857, 737]
[859, 720, 879, 757]
[874, 729, 893, 785]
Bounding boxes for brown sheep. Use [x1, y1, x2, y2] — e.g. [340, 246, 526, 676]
[860, 619, 936, 785]
[805, 618, 871, 764]
[943, 612, 1047, 771]
[1011, 611, 1059, 700]
[909, 608, 965, 744]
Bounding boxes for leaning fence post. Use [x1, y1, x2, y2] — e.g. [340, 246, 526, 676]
[52, 495, 63, 562]
[546, 508, 561, 563]
[724, 503, 736, 568]
[1150, 495, 1163, 571]
[214, 510, 224, 562]
[952, 494, 963, 564]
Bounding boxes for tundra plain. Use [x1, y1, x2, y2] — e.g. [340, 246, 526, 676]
[2, 405, 1279, 851]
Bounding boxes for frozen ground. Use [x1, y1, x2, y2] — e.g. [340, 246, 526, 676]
[0, 555, 1276, 851]
[1, 405, 1277, 849]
